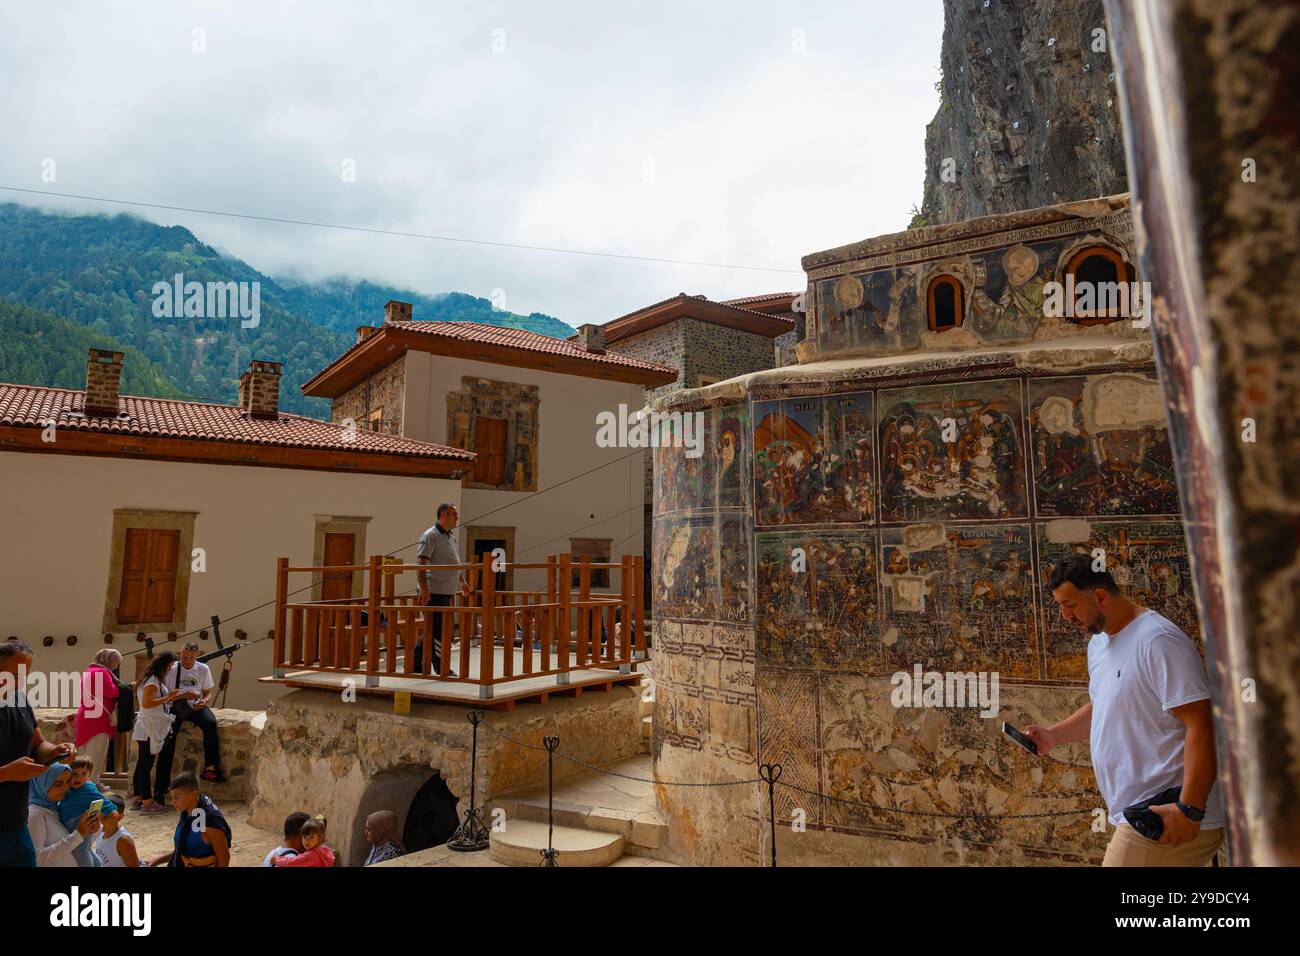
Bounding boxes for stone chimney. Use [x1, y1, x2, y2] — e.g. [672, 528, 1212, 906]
[84, 349, 124, 416]
[575, 323, 605, 353]
[384, 300, 413, 324]
[238, 360, 282, 419]
[356, 325, 379, 344]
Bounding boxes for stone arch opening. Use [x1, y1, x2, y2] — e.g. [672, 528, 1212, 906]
[349, 764, 460, 866]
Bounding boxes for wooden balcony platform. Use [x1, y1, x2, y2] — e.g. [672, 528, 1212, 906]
[259, 643, 644, 710]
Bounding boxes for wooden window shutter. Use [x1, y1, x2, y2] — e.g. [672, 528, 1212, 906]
[473, 417, 507, 485]
[145, 530, 180, 622]
[117, 529, 151, 623]
[117, 528, 180, 624]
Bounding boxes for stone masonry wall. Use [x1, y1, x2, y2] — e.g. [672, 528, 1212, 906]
[36, 707, 260, 804]
[332, 355, 407, 435]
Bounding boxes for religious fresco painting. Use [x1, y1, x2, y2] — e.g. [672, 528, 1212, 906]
[755, 529, 879, 669]
[1029, 373, 1180, 517]
[753, 391, 874, 527]
[811, 236, 1085, 355]
[654, 511, 751, 625]
[654, 404, 749, 514]
[1038, 519, 1200, 680]
[877, 379, 1027, 523]
[880, 523, 1038, 679]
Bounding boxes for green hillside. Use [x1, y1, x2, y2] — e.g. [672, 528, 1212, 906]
[0, 203, 575, 416]
[0, 299, 188, 399]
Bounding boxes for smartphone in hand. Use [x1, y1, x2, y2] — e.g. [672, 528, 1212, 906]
[1002, 721, 1039, 756]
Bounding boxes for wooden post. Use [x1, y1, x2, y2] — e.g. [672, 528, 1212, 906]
[367, 554, 382, 686]
[577, 556, 591, 668]
[273, 558, 288, 676]
[479, 551, 496, 698]
[633, 554, 646, 659]
[458, 564, 475, 680]
[557, 554, 572, 683]
[543, 556, 557, 673]
[620, 555, 633, 666]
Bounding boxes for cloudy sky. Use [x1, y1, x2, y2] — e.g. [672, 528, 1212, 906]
[0, 0, 943, 326]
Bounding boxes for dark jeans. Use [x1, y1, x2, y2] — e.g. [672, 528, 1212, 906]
[0, 824, 36, 867]
[413, 593, 454, 674]
[158, 703, 221, 776]
[133, 739, 167, 802]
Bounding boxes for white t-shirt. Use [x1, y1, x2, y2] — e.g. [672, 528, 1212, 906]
[1087, 609, 1224, 828]
[166, 661, 214, 703]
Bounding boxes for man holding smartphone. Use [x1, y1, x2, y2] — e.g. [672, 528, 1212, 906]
[1025, 553, 1224, 866]
[158, 642, 225, 784]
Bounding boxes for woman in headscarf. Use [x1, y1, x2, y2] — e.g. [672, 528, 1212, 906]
[362, 810, 405, 866]
[28, 763, 100, 867]
[75, 649, 122, 786]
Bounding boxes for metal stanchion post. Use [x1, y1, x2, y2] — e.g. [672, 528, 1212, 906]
[758, 762, 783, 868]
[447, 710, 490, 852]
[540, 735, 560, 867]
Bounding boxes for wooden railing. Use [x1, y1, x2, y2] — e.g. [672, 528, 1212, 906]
[271, 552, 645, 699]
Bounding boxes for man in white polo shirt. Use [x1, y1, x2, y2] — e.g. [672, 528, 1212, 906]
[155, 642, 225, 786]
[1025, 552, 1224, 866]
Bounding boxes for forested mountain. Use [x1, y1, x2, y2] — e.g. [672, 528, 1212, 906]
[0, 299, 187, 399]
[0, 204, 574, 416]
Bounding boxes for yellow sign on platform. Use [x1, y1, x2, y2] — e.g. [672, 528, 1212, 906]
[394, 691, 412, 715]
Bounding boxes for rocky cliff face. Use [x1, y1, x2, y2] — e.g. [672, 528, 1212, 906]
[920, 0, 1128, 225]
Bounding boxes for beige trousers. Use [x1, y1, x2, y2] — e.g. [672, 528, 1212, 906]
[1102, 823, 1224, 867]
[80, 732, 111, 785]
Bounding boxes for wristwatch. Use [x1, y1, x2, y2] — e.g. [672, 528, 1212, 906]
[1176, 800, 1206, 822]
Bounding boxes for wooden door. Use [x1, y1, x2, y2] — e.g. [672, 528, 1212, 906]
[117, 528, 179, 624]
[473, 417, 507, 485]
[321, 532, 356, 603]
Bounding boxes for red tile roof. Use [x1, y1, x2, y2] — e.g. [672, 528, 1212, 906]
[719, 292, 799, 307]
[303, 320, 678, 397]
[389, 320, 674, 373]
[0, 383, 474, 462]
[601, 293, 796, 344]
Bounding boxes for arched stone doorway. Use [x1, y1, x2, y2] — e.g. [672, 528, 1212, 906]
[349, 764, 459, 866]
[402, 773, 461, 853]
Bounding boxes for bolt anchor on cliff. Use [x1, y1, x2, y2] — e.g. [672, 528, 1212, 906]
[448, 710, 490, 852]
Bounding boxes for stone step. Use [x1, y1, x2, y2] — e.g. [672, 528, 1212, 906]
[489, 819, 624, 867]
[501, 797, 667, 850]
[641, 715, 653, 738]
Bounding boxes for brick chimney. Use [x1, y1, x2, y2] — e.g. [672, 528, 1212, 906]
[356, 325, 379, 344]
[84, 349, 124, 416]
[384, 300, 413, 324]
[575, 323, 605, 353]
[238, 360, 282, 419]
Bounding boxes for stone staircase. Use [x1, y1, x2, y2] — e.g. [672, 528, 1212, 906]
[486, 749, 671, 867]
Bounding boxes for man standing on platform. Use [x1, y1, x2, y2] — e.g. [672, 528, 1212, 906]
[415, 503, 470, 677]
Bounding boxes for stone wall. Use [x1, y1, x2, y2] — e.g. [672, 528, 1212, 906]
[248, 686, 642, 866]
[446, 376, 540, 491]
[332, 355, 407, 435]
[682, 317, 778, 389]
[649, 198, 1204, 866]
[35, 707, 261, 804]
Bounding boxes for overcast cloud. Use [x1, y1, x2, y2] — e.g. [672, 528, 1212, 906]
[0, 0, 943, 326]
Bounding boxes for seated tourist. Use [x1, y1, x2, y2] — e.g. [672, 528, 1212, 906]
[148, 771, 231, 867]
[28, 763, 100, 867]
[94, 794, 140, 868]
[362, 810, 405, 866]
[272, 815, 334, 867]
[262, 811, 311, 866]
[160, 642, 226, 783]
